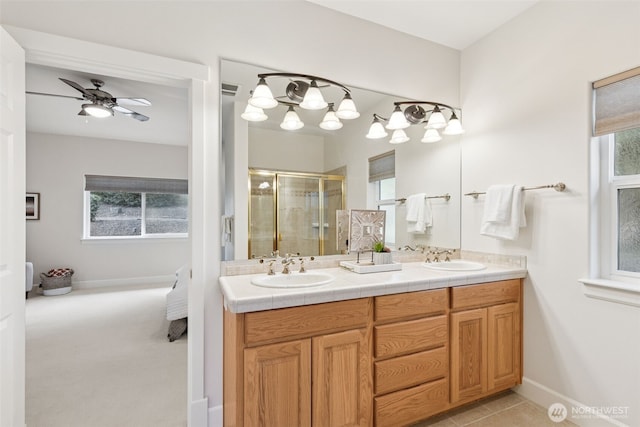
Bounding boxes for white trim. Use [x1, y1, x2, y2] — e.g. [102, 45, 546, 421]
[81, 236, 188, 243]
[72, 274, 174, 290]
[4, 26, 208, 86]
[208, 404, 223, 427]
[517, 377, 631, 427]
[579, 278, 640, 307]
[6, 26, 211, 427]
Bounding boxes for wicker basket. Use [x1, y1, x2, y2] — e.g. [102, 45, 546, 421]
[40, 273, 73, 296]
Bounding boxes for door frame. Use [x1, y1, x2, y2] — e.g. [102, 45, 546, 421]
[4, 25, 212, 426]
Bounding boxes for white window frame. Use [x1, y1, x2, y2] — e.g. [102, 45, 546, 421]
[83, 191, 188, 240]
[581, 134, 640, 306]
[375, 177, 396, 248]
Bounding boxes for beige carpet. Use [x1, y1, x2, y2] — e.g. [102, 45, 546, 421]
[25, 283, 187, 427]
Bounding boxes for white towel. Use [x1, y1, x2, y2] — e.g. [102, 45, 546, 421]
[480, 185, 526, 240]
[406, 193, 432, 233]
[482, 184, 514, 223]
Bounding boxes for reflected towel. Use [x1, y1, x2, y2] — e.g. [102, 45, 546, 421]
[406, 193, 432, 233]
[480, 185, 526, 240]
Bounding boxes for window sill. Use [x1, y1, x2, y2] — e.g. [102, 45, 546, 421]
[81, 235, 188, 244]
[579, 278, 640, 307]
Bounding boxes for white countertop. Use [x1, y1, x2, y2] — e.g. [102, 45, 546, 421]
[219, 261, 527, 313]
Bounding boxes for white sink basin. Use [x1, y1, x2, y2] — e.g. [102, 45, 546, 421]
[251, 272, 335, 288]
[423, 260, 486, 271]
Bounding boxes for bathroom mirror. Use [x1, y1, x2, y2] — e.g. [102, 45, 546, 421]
[221, 59, 461, 260]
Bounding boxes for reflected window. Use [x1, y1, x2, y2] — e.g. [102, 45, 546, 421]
[376, 178, 396, 248]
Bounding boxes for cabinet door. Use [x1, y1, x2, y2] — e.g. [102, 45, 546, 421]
[244, 340, 311, 427]
[450, 308, 487, 403]
[312, 328, 372, 427]
[488, 302, 521, 391]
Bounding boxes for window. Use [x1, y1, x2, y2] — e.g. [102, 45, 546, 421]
[84, 175, 188, 239]
[584, 66, 640, 302]
[596, 130, 640, 281]
[368, 151, 396, 248]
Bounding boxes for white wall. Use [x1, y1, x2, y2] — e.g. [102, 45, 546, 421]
[461, 2, 640, 425]
[1, 2, 460, 424]
[248, 127, 326, 172]
[26, 132, 189, 285]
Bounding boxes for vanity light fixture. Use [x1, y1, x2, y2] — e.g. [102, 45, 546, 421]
[368, 101, 464, 144]
[243, 72, 359, 131]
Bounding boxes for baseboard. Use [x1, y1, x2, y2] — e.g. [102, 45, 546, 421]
[208, 404, 223, 427]
[72, 274, 174, 290]
[517, 377, 630, 427]
[188, 397, 209, 427]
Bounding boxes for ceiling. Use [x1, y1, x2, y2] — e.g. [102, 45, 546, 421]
[26, 63, 188, 146]
[306, 0, 539, 50]
[25, 1, 538, 144]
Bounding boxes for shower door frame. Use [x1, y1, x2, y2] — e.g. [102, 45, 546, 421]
[248, 169, 345, 258]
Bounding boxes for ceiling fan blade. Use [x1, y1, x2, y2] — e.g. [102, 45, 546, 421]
[115, 97, 151, 107]
[113, 105, 150, 121]
[26, 91, 84, 101]
[59, 78, 92, 96]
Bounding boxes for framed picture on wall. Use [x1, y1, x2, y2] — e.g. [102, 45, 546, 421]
[26, 192, 40, 220]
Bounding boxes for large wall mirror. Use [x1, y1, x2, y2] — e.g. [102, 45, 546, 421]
[221, 59, 461, 261]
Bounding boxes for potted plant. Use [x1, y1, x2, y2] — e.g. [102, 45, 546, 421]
[372, 241, 393, 265]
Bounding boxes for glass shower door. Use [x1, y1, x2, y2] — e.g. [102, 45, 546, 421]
[248, 171, 276, 259]
[277, 174, 321, 256]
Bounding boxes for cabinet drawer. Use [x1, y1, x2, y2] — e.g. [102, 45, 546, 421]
[375, 315, 447, 358]
[245, 298, 371, 345]
[375, 346, 447, 395]
[451, 279, 520, 310]
[375, 288, 447, 323]
[374, 378, 448, 427]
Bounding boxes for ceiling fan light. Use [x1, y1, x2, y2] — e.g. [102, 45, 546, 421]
[443, 112, 465, 135]
[241, 103, 268, 122]
[249, 78, 278, 109]
[386, 106, 410, 130]
[299, 80, 328, 110]
[319, 106, 343, 130]
[389, 129, 410, 144]
[82, 103, 113, 118]
[366, 117, 388, 139]
[335, 93, 360, 119]
[426, 105, 447, 129]
[421, 128, 442, 143]
[280, 106, 304, 130]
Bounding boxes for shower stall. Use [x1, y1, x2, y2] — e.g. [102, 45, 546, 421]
[248, 169, 345, 259]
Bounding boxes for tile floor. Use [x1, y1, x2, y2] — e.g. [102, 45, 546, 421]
[411, 391, 576, 426]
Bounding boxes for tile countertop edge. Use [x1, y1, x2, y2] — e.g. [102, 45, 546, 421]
[219, 262, 528, 314]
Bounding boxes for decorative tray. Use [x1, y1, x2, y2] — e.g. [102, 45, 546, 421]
[339, 261, 402, 274]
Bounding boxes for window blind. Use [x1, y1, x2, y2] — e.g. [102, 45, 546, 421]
[368, 150, 395, 183]
[593, 66, 640, 136]
[85, 175, 188, 194]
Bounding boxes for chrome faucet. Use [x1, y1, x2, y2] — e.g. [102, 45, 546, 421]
[426, 248, 455, 262]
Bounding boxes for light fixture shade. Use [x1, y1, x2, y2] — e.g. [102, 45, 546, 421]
[241, 103, 268, 122]
[82, 103, 113, 118]
[426, 105, 447, 129]
[280, 106, 304, 130]
[366, 117, 388, 139]
[386, 106, 410, 130]
[421, 128, 442, 143]
[299, 80, 328, 110]
[335, 93, 360, 119]
[319, 106, 343, 130]
[443, 112, 465, 135]
[249, 78, 278, 109]
[389, 129, 409, 144]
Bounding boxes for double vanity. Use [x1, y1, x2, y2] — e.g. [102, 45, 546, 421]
[220, 254, 527, 427]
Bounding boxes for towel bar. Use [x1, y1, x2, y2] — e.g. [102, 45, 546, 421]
[396, 193, 451, 203]
[464, 182, 566, 199]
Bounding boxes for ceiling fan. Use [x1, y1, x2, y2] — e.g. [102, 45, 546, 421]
[27, 78, 151, 121]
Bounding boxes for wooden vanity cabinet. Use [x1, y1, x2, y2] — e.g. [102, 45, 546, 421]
[373, 288, 449, 427]
[224, 298, 373, 427]
[450, 279, 522, 405]
[223, 278, 523, 427]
